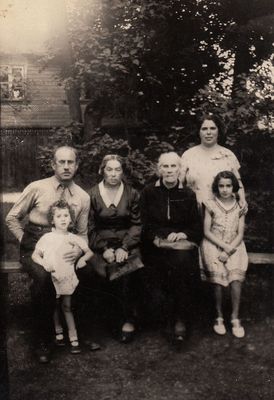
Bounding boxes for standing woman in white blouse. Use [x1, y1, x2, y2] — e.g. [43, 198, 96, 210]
[180, 115, 247, 212]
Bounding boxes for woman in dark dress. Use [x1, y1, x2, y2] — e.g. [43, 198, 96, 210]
[80, 154, 143, 343]
[140, 152, 202, 344]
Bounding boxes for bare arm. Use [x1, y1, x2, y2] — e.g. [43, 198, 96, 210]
[229, 215, 245, 249]
[232, 168, 247, 210]
[63, 196, 90, 263]
[31, 248, 44, 266]
[204, 208, 235, 255]
[76, 248, 94, 269]
[32, 249, 54, 272]
[217, 215, 245, 262]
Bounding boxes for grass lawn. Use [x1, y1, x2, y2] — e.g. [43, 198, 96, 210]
[6, 265, 274, 400]
[2, 197, 274, 399]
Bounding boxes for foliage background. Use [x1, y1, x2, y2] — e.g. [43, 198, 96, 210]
[38, 0, 274, 253]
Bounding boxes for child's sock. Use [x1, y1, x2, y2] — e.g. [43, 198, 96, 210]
[55, 327, 64, 338]
[68, 329, 78, 343]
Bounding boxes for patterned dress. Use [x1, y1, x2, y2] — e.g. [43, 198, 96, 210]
[181, 145, 241, 206]
[200, 198, 248, 287]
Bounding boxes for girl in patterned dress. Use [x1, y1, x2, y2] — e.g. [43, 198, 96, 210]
[200, 171, 248, 338]
[32, 200, 93, 353]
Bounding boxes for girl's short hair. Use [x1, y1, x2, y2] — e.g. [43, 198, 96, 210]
[98, 154, 125, 175]
[47, 200, 75, 226]
[197, 114, 226, 145]
[212, 170, 240, 196]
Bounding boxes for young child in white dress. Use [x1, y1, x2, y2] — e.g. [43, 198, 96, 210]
[32, 200, 93, 353]
[200, 171, 248, 338]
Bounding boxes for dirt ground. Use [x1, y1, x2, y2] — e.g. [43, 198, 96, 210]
[5, 267, 274, 400]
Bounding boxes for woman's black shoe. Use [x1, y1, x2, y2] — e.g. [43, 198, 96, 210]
[37, 343, 51, 364]
[120, 330, 135, 344]
[173, 333, 185, 344]
[171, 330, 188, 350]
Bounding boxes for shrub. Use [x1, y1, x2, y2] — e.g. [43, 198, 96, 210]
[38, 125, 177, 190]
[37, 123, 274, 252]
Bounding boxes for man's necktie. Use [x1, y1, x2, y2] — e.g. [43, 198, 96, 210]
[59, 184, 66, 201]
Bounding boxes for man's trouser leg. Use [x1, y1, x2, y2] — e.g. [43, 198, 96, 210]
[20, 224, 56, 346]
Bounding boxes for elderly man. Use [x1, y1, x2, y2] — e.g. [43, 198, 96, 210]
[140, 152, 202, 344]
[6, 146, 90, 363]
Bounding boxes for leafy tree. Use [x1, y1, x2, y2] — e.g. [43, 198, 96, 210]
[219, 0, 274, 95]
[39, 1, 274, 252]
[46, 0, 235, 137]
[44, 0, 273, 140]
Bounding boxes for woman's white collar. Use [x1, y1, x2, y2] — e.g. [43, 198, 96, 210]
[99, 180, 124, 208]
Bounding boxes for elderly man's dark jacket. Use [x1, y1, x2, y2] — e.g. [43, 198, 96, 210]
[140, 179, 202, 249]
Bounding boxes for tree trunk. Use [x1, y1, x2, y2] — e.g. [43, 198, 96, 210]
[65, 86, 82, 125]
[83, 102, 104, 140]
[231, 40, 253, 98]
[50, 0, 83, 126]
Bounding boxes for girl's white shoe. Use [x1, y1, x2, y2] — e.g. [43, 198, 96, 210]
[231, 319, 245, 338]
[213, 317, 226, 335]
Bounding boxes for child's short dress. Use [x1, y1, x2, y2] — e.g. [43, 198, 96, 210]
[200, 198, 248, 287]
[34, 231, 89, 297]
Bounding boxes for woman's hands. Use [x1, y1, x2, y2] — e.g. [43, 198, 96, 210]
[115, 248, 128, 263]
[166, 232, 187, 242]
[223, 244, 236, 256]
[103, 248, 115, 263]
[218, 251, 229, 263]
[218, 245, 237, 263]
[103, 248, 128, 263]
[153, 232, 188, 247]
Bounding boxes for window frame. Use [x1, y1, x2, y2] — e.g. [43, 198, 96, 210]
[0, 65, 26, 102]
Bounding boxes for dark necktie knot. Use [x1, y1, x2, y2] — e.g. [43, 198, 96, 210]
[59, 184, 67, 200]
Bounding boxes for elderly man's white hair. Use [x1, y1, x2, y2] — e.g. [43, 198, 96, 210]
[157, 151, 181, 172]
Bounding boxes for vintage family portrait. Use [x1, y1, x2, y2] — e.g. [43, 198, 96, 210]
[0, 1, 274, 399]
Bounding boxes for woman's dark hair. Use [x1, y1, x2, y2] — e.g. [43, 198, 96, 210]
[212, 170, 240, 196]
[98, 154, 125, 175]
[197, 114, 226, 145]
[47, 200, 75, 227]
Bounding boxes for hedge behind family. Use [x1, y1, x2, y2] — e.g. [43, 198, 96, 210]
[6, 114, 248, 364]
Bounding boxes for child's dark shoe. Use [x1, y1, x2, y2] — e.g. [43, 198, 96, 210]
[55, 333, 65, 347]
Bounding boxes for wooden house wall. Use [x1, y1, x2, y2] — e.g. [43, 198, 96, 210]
[1, 55, 72, 190]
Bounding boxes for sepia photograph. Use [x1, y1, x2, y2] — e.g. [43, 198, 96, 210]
[0, 1, 274, 399]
